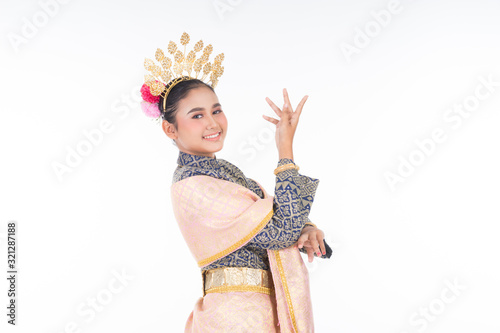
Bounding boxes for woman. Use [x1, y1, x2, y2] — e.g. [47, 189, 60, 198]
[141, 33, 332, 332]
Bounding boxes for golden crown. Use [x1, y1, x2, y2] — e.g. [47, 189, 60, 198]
[143, 32, 225, 111]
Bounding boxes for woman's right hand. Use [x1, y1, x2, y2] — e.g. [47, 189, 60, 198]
[294, 225, 326, 262]
[263, 88, 309, 154]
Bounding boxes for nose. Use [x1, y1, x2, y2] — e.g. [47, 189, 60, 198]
[206, 113, 218, 129]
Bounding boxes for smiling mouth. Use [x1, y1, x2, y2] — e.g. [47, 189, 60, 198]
[203, 131, 221, 139]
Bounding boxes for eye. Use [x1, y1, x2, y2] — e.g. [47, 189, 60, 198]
[192, 109, 223, 119]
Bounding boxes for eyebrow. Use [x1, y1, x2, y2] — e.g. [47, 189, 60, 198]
[187, 103, 221, 115]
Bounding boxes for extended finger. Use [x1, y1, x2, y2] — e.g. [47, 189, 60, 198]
[265, 97, 282, 117]
[296, 235, 304, 249]
[309, 236, 320, 257]
[297, 236, 312, 249]
[293, 95, 308, 120]
[301, 240, 312, 249]
[318, 235, 326, 256]
[306, 247, 314, 263]
[262, 114, 279, 125]
[283, 88, 292, 113]
[297, 234, 308, 249]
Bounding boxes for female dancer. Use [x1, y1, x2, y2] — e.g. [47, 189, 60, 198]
[141, 32, 332, 332]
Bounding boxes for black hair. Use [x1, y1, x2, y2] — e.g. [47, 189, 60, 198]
[158, 76, 215, 131]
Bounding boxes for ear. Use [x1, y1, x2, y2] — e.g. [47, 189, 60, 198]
[162, 120, 177, 140]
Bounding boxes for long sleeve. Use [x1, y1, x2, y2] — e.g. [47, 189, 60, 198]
[246, 158, 319, 250]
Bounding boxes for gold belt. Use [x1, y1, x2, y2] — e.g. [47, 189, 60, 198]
[202, 267, 274, 296]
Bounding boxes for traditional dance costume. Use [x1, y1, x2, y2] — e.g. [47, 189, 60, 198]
[140, 32, 332, 332]
[171, 151, 332, 332]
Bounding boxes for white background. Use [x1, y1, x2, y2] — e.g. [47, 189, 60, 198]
[1, 0, 500, 332]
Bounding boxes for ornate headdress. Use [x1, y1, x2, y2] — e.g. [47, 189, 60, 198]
[140, 32, 225, 123]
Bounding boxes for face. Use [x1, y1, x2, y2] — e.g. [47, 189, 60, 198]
[162, 86, 227, 158]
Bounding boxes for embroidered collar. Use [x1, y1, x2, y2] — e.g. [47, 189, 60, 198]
[175, 150, 259, 197]
[177, 150, 221, 169]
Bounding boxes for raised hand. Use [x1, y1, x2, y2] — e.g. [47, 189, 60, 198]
[262, 88, 309, 153]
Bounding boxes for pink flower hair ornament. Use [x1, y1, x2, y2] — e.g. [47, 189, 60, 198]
[140, 82, 163, 123]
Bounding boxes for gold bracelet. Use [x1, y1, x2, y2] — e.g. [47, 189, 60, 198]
[304, 222, 317, 228]
[274, 163, 299, 175]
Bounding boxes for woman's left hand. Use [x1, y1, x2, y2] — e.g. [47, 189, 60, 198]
[294, 226, 326, 262]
